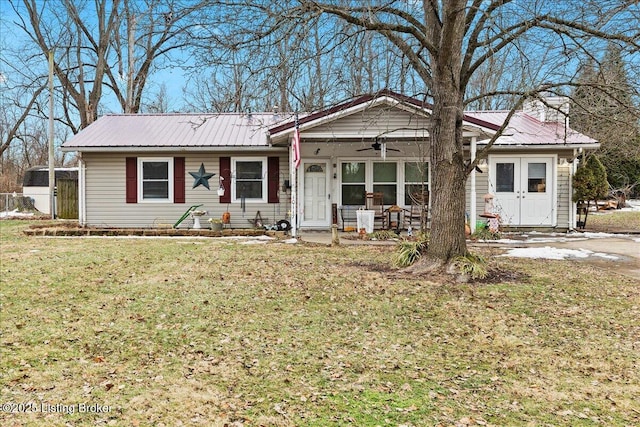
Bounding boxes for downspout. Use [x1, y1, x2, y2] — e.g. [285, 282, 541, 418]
[470, 136, 477, 233]
[571, 147, 584, 230]
[79, 152, 86, 226]
[568, 149, 576, 230]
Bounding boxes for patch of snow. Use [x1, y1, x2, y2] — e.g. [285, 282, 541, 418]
[493, 238, 525, 244]
[523, 231, 565, 237]
[520, 232, 631, 244]
[524, 237, 588, 244]
[282, 238, 298, 244]
[502, 247, 598, 260]
[592, 252, 620, 260]
[237, 235, 276, 245]
[0, 209, 34, 218]
[223, 235, 274, 242]
[622, 199, 640, 211]
[496, 231, 633, 245]
[580, 232, 624, 239]
[241, 239, 269, 245]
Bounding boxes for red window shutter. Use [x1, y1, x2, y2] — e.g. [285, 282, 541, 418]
[219, 157, 231, 203]
[126, 157, 137, 203]
[268, 156, 280, 203]
[174, 157, 185, 203]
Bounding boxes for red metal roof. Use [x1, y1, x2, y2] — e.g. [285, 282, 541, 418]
[62, 92, 598, 151]
[62, 113, 286, 150]
[466, 111, 598, 145]
[267, 89, 500, 135]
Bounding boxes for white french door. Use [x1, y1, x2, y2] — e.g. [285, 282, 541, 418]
[489, 156, 555, 226]
[301, 160, 331, 227]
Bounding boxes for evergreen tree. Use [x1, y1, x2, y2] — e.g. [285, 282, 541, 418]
[571, 44, 640, 196]
[573, 155, 609, 228]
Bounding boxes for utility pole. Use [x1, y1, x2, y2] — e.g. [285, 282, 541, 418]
[48, 50, 55, 219]
[126, 13, 136, 113]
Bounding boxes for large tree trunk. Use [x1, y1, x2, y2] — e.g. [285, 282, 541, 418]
[423, 0, 468, 264]
[428, 113, 468, 261]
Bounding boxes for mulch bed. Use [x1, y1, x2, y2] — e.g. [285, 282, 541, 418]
[22, 223, 275, 238]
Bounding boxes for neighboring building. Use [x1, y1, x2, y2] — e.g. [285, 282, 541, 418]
[22, 167, 79, 216]
[61, 91, 598, 231]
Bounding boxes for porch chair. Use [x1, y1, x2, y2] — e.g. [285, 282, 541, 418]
[404, 190, 429, 230]
[365, 192, 387, 230]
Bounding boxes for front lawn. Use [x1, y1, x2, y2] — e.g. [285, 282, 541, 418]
[586, 209, 640, 232]
[1, 220, 638, 426]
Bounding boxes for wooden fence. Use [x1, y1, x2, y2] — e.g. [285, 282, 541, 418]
[57, 178, 78, 219]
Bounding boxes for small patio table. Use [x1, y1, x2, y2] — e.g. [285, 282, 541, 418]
[386, 205, 404, 233]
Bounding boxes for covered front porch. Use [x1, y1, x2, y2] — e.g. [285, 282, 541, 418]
[267, 92, 493, 235]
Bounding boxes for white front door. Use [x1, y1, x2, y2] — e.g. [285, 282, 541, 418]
[301, 161, 331, 227]
[490, 156, 555, 226]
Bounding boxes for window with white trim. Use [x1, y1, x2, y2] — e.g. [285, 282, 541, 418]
[138, 158, 173, 202]
[404, 162, 429, 205]
[373, 162, 397, 205]
[232, 158, 267, 202]
[339, 160, 430, 206]
[341, 162, 366, 205]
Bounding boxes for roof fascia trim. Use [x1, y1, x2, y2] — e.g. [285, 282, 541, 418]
[61, 146, 287, 153]
[476, 142, 601, 150]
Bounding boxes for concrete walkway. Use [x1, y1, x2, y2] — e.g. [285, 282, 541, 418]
[515, 233, 640, 280]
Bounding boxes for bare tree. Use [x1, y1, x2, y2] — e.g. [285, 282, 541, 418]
[143, 83, 171, 113]
[15, 0, 121, 129]
[187, 2, 425, 113]
[1, 0, 213, 186]
[2, 0, 209, 128]
[220, 0, 639, 267]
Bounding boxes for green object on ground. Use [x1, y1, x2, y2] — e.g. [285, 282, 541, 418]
[173, 204, 203, 228]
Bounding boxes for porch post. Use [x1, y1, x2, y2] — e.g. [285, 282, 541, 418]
[290, 141, 298, 237]
[470, 136, 477, 233]
[569, 148, 577, 230]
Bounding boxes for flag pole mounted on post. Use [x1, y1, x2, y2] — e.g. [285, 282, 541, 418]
[292, 114, 301, 170]
[290, 114, 301, 237]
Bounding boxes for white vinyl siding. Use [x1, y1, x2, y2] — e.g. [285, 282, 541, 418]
[306, 105, 431, 140]
[82, 153, 288, 228]
[556, 163, 571, 228]
[466, 163, 489, 228]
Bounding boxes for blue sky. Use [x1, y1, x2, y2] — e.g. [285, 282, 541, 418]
[0, 0, 192, 113]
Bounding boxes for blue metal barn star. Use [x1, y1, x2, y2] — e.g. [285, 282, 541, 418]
[189, 163, 216, 189]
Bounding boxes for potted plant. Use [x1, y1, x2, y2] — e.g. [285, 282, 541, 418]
[208, 217, 223, 231]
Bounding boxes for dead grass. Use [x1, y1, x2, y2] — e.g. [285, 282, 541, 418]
[586, 209, 640, 232]
[1, 220, 639, 426]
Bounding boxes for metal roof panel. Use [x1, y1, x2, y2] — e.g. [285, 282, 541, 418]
[62, 113, 286, 149]
[466, 111, 598, 145]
